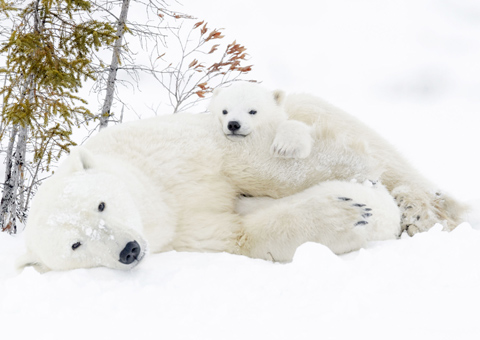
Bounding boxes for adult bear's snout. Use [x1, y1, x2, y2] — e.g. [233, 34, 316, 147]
[119, 240, 141, 265]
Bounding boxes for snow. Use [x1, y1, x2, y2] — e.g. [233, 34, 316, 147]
[1, 0, 480, 339]
[2, 221, 480, 339]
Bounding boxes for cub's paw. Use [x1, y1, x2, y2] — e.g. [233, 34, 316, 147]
[270, 120, 313, 159]
[337, 196, 373, 227]
[270, 132, 312, 159]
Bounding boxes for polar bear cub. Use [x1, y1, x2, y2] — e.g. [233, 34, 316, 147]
[209, 81, 313, 159]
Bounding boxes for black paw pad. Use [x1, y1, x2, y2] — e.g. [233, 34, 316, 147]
[338, 197, 352, 201]
[352, 203, 366, 207]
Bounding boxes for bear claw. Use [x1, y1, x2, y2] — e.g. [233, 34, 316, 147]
[355, 220, 369, 226]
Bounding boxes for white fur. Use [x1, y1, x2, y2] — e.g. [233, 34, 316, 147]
[209, 82, 313, 159]
[212, 83, 467, 235]
[236, 180, 401, 262]
[209, 82, 400, 261]
[17, 83, 466, 271]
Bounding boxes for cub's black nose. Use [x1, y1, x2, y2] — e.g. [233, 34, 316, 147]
[119, 240, 141, 265]
[227, 121, 241, 132]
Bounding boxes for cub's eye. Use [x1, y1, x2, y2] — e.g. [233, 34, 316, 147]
[249, 110, 257, 115]
[222, 110, 228, 115]
[98, 202, 106, 212]
[72, 242, 82, 250]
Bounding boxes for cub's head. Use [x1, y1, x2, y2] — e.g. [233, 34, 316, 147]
[209, 82, 286, 140]
[17, 148, 148, 273]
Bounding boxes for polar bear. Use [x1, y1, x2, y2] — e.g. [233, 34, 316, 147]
[16, 111, 399, 272]
[210, 82, 467, 236]
[16, 83, 465, 272]
[210, 82, 313, 159]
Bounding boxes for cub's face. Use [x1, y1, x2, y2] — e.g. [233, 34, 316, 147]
[17, 155, 148, 273]
[209, 82, 285, 140]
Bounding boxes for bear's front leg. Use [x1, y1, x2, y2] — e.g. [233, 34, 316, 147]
[270, 120, 313, 159]
[236, 191, 375, 262]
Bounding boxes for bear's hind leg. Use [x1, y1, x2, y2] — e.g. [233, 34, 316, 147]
[392, 185, 469, 236]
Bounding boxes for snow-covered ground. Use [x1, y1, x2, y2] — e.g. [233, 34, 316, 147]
[1, 221, 480, 339]
[1, 1, 480, 339]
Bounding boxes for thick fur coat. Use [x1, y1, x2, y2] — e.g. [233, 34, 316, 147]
[17, 82, 465, 272]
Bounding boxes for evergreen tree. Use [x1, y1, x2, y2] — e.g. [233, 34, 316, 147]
[0, 0, 116, 233]
[0, 0, 254, 233]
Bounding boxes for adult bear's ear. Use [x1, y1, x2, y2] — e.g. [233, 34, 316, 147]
[69, 147, 97, 171]
[273, 90, 285, 105]
[16, 252, 50, 274]
[78, 148, 96, 170]
[55, 147, 98, 176]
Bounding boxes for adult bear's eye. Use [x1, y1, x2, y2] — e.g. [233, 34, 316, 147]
[249, 110, 257, 115]
[222, 110, 228, 115]
[72, 242, 82, 250]
[98, 202, 106, 212]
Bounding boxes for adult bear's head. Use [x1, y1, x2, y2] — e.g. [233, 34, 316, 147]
[209, 81, 286, 140]
[16, 148, 148, 273]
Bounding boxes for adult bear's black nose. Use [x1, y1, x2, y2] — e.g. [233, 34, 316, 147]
[119, 240, 141, 265]
[227, 121, 241, 132]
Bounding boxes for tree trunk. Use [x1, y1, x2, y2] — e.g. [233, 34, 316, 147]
[0, 125, 18, 232]
[1, 58, 35, 233]
[99, 0, 130, 130]
[0, 124, 27, 234]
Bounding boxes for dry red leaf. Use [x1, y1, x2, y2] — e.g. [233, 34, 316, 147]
[238, 66, 252, 73]
[201, 23, 208, 35]
[2, 221, 12, 232]
[208, 44, 219, 54]
[206, 30, 224, 41]
[193, 21, 204, 29]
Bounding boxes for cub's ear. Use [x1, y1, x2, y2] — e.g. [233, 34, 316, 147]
[208, 87, 223, 113]
[212, 87, 222, 97]
[16, 252, 50, 274]
[273, 90, 285, 105]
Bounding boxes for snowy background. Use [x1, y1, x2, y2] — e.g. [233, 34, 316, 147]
[1, 0, 480, 339]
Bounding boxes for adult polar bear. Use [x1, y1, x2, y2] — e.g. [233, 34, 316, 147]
[17, 82, 464, 272]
